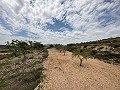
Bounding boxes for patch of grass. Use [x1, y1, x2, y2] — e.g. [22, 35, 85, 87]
[0, 80, 8, 88]
[0, 60, 11, 67]
[80, 49, 92, 58]
[39, 72, 47, 83]
[72, 49, 92, 59]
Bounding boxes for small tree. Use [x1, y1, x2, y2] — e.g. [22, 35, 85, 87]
[55, 44, 62, 53]
[62, 46, 66, 55]
[33, 41, 44, 51]
[72, 49, 92, 66]
[6, 40, 20, 57]
[55, 44, 66, 55]
[28, 41, 34, 51]
[17, 40, 29, 63]
[6, 40, 30, 64]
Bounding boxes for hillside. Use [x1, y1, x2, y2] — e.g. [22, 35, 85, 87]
[35, 48, 120, 90]
[66, 37, 120, 64]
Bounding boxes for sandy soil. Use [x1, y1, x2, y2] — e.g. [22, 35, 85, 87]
[42, 48, 120, 90]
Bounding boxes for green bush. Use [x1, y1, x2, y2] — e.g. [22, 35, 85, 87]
[72, 49, 92, 66]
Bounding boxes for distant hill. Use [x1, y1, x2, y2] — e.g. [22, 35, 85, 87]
[81, 37, 120, 45]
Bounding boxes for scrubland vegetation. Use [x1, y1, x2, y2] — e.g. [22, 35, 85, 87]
[66, 37, 120, 65]
[0, 40, 48, 90]
[53, 37, 120, 66]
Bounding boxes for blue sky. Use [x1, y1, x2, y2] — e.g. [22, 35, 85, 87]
[0, 18, 12, 30]
[46, 18, 73, 32]
[0, 0, 120, 44]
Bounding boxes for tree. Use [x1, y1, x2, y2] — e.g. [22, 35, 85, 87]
[17, 40, 29, 63]
[55, 45, 66, 55]
[6, 40, 30, 64]
[6, 40, 20, 57]
[62, 46, 66, 55]
[72, 49, 91, 66]
[55, 44, 62, 53]
[33, 41, 44, 51]
[28, 40, 34, 51]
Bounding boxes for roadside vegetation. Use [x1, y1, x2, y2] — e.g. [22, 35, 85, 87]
[72, 49, 92, 66]
[66, 37, 120, 65]
[55, 44, 66, 55]
[54, 37, 120, 66]
[0, 40, 48, 90]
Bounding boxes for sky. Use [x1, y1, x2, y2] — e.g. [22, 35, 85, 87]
[0, 0, 120, 44]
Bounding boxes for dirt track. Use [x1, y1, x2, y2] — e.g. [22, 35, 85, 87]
[42, 48, 120, 90]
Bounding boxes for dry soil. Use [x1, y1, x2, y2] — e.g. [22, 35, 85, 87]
[41, 48, 120, 90]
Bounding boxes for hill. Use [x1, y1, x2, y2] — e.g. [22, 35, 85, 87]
[66, 37, 120, 64]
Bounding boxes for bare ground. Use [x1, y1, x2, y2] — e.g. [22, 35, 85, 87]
[42, 48, 120, 90]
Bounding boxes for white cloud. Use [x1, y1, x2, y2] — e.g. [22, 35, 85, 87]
[0, 0, 120, 44]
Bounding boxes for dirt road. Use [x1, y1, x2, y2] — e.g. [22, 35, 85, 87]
[42, 48, 120, 90]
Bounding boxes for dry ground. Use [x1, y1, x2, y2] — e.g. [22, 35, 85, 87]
[41, 48, 120, 90]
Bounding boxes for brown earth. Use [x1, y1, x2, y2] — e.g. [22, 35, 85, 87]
[41, 48, 120, 90]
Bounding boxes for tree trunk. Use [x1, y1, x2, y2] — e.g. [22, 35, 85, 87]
[79, 58, 83, 66]
[63, 51, 65, 55]
[60, 49, 62, 53]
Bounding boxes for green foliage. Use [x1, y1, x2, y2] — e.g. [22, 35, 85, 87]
[80, 49, 92, 58]
[0, 60, 11, 67]
[6, 40, 30, 64]
[67, 37, 120, 64]
[72, 49, 81, 58]
[72, 49, 92, 59]
[1, 40, 48, 90]
[41, 49, 49, 59]
[6, 40, 44, 59]
[33, 41, 44, 50]
[72, 49, 92, 66]
[18, 41, 29, 59]
[55, 44, 62, 52]
[0, 80, 8, 88]
[6, 40, 20, 57]
[92, 50, 120, 64]
[49, 44, 54, 48]
[55, 44, 66, 55]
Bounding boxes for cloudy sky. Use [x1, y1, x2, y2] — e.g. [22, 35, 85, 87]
[0, 0, 120, 44]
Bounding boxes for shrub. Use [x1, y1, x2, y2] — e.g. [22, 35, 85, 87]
[72, 49, 92, 66]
